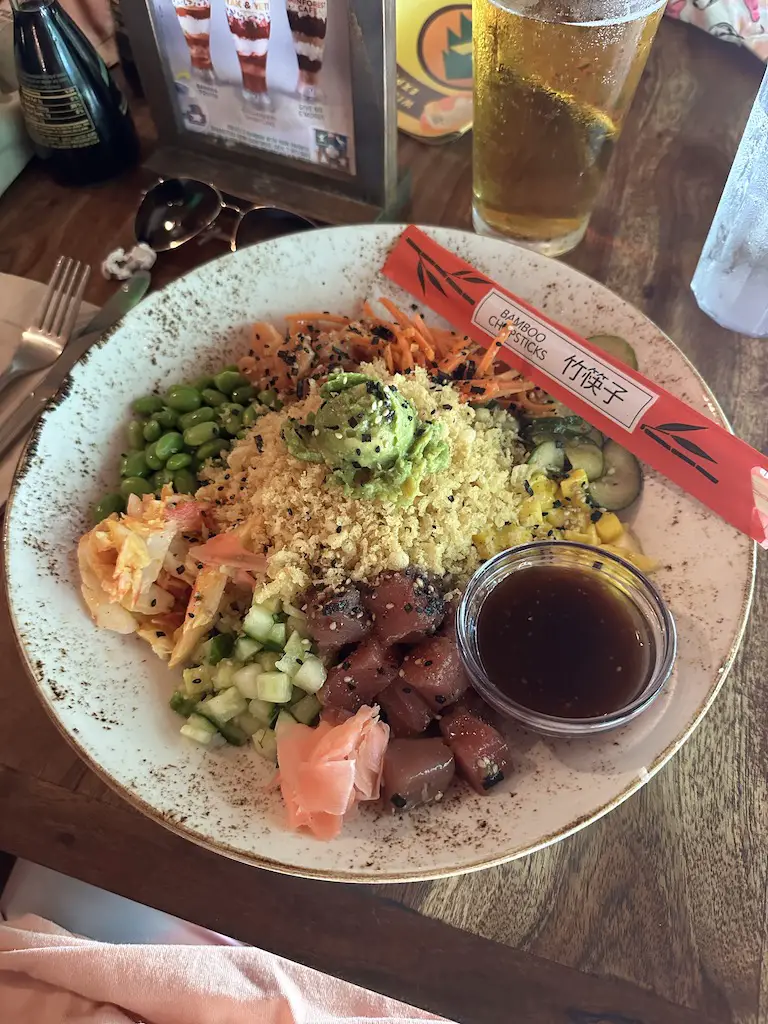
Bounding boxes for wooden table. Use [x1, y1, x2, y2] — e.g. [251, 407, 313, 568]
[0, 18, 765, 1024]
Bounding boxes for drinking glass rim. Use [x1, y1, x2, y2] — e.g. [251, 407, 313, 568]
[456, 540, 678, 736]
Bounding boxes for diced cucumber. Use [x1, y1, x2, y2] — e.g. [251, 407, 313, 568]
[589, 440, 642, 511]
[170, 691, 199, 717]
[293, 655, 327, 694]
[248, 698, 275, 725]
[256, 671, 293, 703]
[256, 650, 281, 673]
[527, 440, 564, 475]
[252, 727, 278, 763]
[207, 633, 235, 665]
[274, 709, 297, 735]
[216, 719, 248, 746]
[564, 440, 605, 481]
[200, 687, 247, 724]
[259, 621, 287, 652]
[275, 630, 307, 677]
[232, 663, 262, 699]
[234, 636, 262, 662]
[213, 658, 238, 691]
[286, 615, 310, 638]
[291, 692, 321, 726]
[242, 604, 275, 642]
[234, 710, 263, 736]
[587, 334, 639, 371]
[180, 713, 219, 745]
[182, 665, 214, 698]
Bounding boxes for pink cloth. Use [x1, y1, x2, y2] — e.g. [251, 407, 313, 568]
[665, 0, 768, 60]
[0, 914, 450, 1024]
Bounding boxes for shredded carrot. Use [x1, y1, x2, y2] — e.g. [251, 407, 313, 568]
[281, 299, 541, 408]
[379, 298, 412, 330]
[383, 343, 394, 374]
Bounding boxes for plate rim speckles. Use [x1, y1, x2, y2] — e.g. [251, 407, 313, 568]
[3, 225, 756, 882]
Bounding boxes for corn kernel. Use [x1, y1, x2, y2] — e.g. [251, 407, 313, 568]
[547, 507, 566, 528]
[531, 476, 558, 501]
[501, 525, 532, 548]
[560, 468, 589, 501]
[519, 497, 543, 526]
[564, 525, 600, 546]
[595, 512, 623, 544]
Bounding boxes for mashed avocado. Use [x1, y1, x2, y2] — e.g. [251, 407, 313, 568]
[282, 372, 449, 502]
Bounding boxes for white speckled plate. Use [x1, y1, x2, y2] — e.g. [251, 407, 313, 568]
[4, 226, 754, 882]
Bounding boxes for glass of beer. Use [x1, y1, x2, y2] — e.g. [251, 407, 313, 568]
[172, 0, 214, 80]
[472, 0, 664, 256]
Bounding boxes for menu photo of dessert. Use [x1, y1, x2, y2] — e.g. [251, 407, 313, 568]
[157, 0, 356, 172]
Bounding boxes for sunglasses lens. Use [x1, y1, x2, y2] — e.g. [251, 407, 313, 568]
[235, 207, 315, 249]
[135, 179, 221, 251]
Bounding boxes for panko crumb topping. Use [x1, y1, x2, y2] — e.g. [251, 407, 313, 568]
[196, 363, 529, 603]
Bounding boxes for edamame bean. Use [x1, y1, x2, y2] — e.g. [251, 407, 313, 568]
[201, 388, 227, 408]
[192, 375, 214, 390]
[195, 438, 230, 464]
[151, 468, 174, 490]
[120, 450, 149, 478]
[153, 407, 179, 429]
[213, 370, 249, 395]
[231, 384, 256, 405]
[257, 389, 278, 409]
[155, 431, 185, 461]
[143, 418, 162, 443]
[242, 403, 265, 427]
[173, 468, 198, 495]
[217, 402, 244, 437]
[132, 395, 164, 416]
[178, 406, 215, 431]
[165, 384, 202, 412]
[183, 421, 220, 447]
[165, 452, 192, 471]
[223, 364, 239, 372]
[144, 442, 164, 471]
[120, 476, 154, 500]
[126, 420, 145, 450]
[92, 493, 125, 523]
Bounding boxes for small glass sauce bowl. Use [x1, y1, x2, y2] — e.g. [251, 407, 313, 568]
[456, 541, 677, 737]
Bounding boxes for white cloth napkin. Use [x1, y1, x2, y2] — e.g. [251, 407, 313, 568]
[0, 272, 96, 505]
[0, 913, 450, 1024]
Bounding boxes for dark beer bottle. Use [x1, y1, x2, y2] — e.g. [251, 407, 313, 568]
[12, 0, 139, 186]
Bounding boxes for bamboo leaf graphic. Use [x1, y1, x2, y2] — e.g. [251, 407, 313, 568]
[461, 276, 492, 285]
[445, 275, 469, 298]
[671, 435, 717, 464]
[425, 269, 447, 295]
[656, 422, 706, 433]
[451, 269, 473, 278]
[417, 260, 426, 295]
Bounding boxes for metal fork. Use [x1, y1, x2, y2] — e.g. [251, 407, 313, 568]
[0, 257, 91, 403]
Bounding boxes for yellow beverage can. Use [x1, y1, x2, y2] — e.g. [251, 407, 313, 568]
[396, 1, 473, 143]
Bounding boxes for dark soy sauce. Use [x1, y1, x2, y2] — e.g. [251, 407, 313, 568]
[476, 565, 653, 718]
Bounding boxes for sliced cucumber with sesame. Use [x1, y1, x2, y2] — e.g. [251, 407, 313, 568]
[527, 440, 565, 475]
[564, 440, 605, 481]
[589, 440, 642, 510]
[587, 334, 639, 371]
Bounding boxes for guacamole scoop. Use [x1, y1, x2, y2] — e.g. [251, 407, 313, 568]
[282, 372, 449, 502]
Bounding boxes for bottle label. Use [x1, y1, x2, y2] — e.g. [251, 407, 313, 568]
[18, 71, 99, 150]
